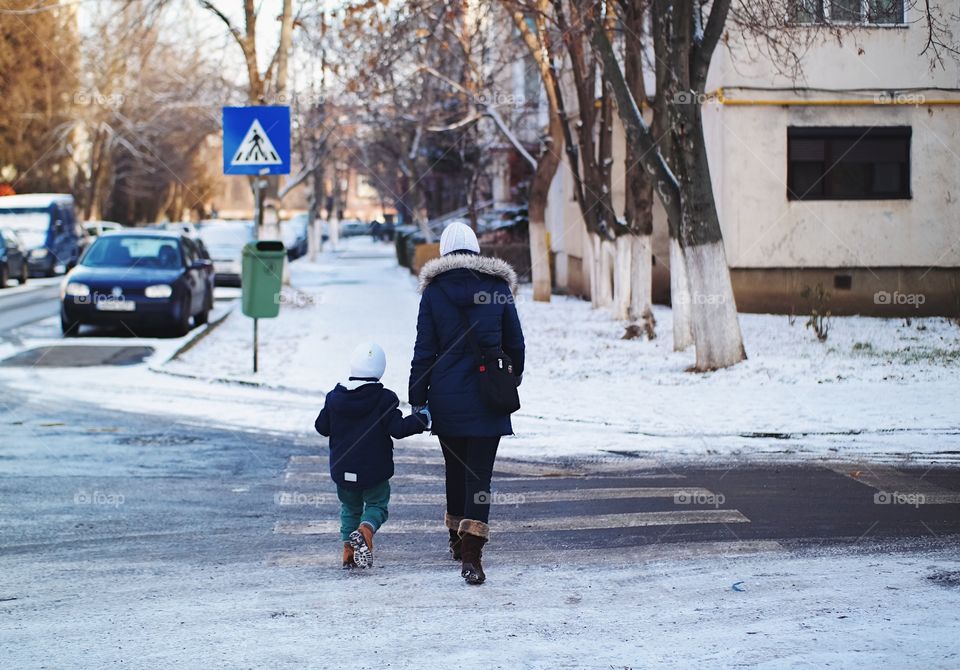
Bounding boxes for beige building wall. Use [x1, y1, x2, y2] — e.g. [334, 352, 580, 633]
[546, 3, 960, 315]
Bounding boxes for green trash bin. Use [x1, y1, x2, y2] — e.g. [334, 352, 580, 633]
[241, 240, 286, 318]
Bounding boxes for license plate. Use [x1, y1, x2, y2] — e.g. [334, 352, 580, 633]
[95, 299, 135, 312]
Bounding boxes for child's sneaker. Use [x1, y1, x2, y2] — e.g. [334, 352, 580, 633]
[341, 542, 355, 569]
[348, 523, 375, 568]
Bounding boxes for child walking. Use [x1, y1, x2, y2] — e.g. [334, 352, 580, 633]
[314, 341, 430, 569]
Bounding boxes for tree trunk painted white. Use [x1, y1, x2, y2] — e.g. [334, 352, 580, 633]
[670, 237, 694, 352]
[328, 217, 339, 250]
[583, 232, 598, 307]
[529, 220, 552, 302]
[612, 235, 632, 320]
[629, 234, 653, 325]
[596, 238, 614, 310]
[683, 240, 747, 370]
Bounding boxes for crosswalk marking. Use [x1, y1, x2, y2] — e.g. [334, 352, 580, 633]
[275, 510, 749, 535]
[828, 464, 960, 504]
[275, 487, 716, 506]
[276, 454, 751, 537]
[287, 454, 686, 478]
[285, 471, 684, 484]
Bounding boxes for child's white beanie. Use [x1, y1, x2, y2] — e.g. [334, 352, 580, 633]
[349, 341, 386, 379]
[439, 221, 480, 256]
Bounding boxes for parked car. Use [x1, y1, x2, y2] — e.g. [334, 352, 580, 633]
[281, 214, 310, 260]
[0, 228, 29, 288]
[84, 220, 124, 238]
[0, 193, 87, 277]
[339, 219, 370, 238]
[153, 221, 200, 239]
[60, 230, 214, 337]
[196, 220, 255, 286]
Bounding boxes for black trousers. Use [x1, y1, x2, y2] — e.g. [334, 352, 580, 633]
[438, 435, 501, 524]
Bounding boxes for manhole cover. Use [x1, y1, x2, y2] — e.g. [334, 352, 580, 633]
[0, 346, 154, 367]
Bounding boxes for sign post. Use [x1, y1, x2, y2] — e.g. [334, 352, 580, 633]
[222, 106, 291, 372]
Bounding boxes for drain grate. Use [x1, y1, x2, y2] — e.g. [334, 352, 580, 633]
[0, 346, 154, 367]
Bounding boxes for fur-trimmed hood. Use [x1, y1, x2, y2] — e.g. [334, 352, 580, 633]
[418, 254, 518, 294]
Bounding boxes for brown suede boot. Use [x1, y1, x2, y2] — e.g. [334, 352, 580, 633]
[445, 513, 463, 561]
[341, 542, 355, 569]
[458, 519, 489, 585]
[348, 522, 375, 568]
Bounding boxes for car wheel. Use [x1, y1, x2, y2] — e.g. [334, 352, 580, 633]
[173, 295, 192, 337]
[61, 309, 80, 337]
[195, 294, 210, 326]
[19, 262, 28, 285]
[0, 265, 8, 289]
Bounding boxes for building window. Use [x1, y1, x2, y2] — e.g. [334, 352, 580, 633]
[787, 126, 911, 200]
[790, 0, 904, 24]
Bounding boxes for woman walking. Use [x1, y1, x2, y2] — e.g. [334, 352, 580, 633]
[409, 222, 525, 585]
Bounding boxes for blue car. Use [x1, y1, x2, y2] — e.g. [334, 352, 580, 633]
[1, 227, 29, 288]
[0, 193, 87, 277]
[60, 230, 215, 337]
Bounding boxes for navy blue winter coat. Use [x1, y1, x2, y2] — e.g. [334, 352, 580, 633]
[409, 253, 525, 437]
[315, 382, 427, 490]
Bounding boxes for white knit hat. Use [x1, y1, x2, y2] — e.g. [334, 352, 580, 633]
[439, 221, 480, 256]
[349, 341, 386, 380]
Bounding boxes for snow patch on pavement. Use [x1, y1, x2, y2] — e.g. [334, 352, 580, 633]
[4, 237, 959, 464]
[3, 543, 959, 668]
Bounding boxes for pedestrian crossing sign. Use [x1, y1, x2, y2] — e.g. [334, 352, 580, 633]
[222, 106, 291, 175]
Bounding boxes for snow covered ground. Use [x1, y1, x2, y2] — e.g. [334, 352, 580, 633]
[3, 236, 958, 464]
[5, 540, 959, 668]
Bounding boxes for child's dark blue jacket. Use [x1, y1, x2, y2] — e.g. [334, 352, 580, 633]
[315, 382, 427, 490]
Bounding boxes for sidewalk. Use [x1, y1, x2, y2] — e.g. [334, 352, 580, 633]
[164, 237, 960, 464]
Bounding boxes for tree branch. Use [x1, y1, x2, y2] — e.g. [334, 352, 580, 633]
[692, 0, 730, 91]
[592, 25, 682, 226]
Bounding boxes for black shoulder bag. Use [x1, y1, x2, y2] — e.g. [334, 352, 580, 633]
[453, 304, 521, 415]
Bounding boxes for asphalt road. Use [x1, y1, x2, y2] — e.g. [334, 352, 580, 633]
[0, 277, 62, 336]
[2, 388, 958, 571]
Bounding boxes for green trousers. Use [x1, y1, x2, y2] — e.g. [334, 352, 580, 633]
[336, 481, 390, 542]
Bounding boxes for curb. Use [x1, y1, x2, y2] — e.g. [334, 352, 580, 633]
[145, 301, 237, 378]
[148, 303, 325, 397]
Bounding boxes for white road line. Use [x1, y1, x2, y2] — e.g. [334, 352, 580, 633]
[275, 487, 717, 506]
[827, 464, 960, 504]
[284, 472, 681, 484]
[274, 509, 749, 535]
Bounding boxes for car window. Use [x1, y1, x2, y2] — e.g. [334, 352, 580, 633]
[82, 236, 183, 269]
